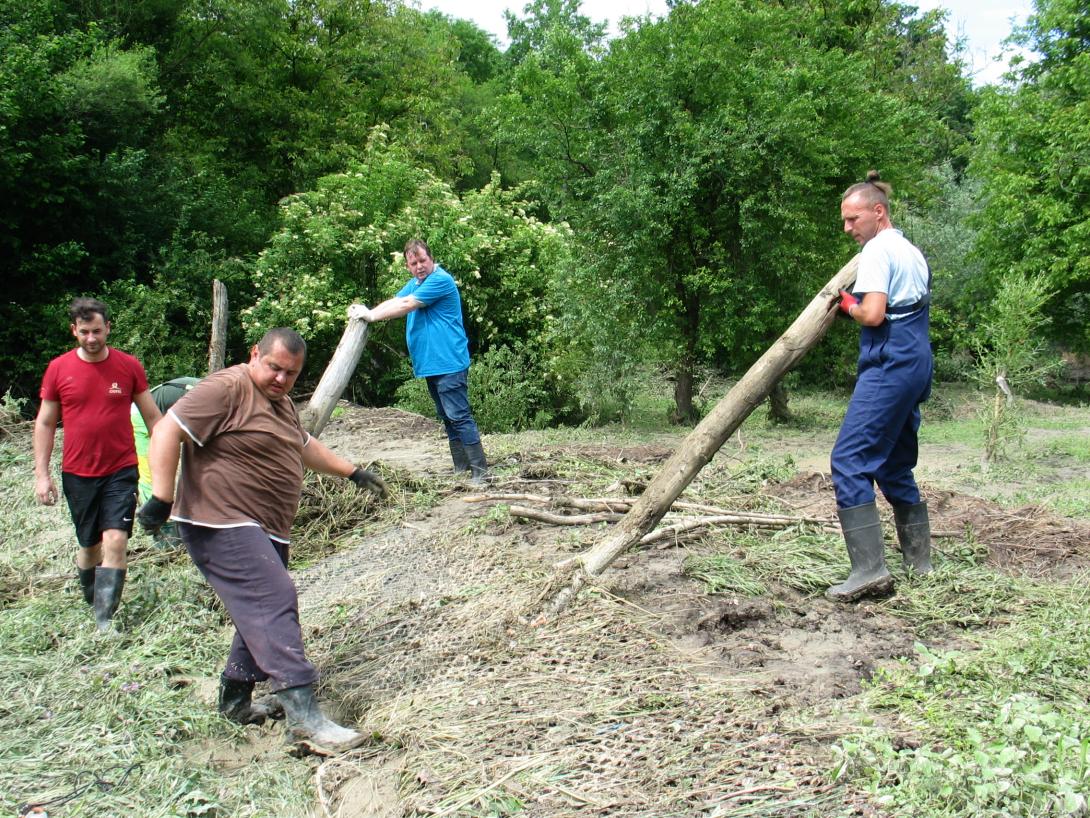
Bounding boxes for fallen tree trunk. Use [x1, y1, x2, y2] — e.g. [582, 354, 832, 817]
[300, 317, 370, 437]
[543, 256, 859, 617]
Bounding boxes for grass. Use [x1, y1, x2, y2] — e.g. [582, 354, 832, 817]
[835, 582, 1090, 816]
[3, 383, 1090, 817]
[0, 429, 433, 818]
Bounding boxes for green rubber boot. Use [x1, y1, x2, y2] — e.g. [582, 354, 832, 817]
[464, 441, 490, 487]
[277, 684, 365, 754]
[93, 567, 126, 632]
[78, 567, 96, 605]
[894, 500, 933, 574]
[826, 502, 893, 602]
[448, 439, 470, 475]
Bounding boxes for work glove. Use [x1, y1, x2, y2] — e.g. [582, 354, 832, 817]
[137, 495, 173, 534]
[837, 289, 859, 317]
[347, 303, 372, 322]
[349, 467, 387, 499]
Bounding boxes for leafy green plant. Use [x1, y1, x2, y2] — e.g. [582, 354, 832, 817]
[395, 342, 556, 433]
[971, 273, 1064, 463]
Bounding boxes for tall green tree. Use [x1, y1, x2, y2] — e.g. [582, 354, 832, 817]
[969, 0, 1090, 352]
[498, 0, 961, 421]
[244, 129, 578, 405]
[1, 0, 172, 395]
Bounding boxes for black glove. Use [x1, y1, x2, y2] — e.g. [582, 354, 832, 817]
[349, 467, 387, 498]
[137, 495, 173, 534]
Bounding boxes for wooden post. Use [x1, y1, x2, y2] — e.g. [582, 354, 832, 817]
[299, 317, 370, 437]
[545, 256, 859, 616]
[208, 279, 229, 374]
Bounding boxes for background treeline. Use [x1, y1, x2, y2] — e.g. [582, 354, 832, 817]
[3, 0, 1088, 429]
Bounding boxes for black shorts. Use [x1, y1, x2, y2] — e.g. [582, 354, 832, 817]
[61, 466, 139, 549]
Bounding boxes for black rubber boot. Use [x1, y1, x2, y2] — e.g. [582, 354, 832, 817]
[78, 567, 96, 605]
[894, 500, 933, 574]
[219, 676, 267, 725]
[464, 441, 490, 487]
[826, 502, 893, 602]
[93, 567, 126, 632]
[276, 684, 365, 753]
[448, 439, 470, 475]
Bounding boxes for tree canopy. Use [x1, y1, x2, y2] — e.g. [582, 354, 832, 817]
[3, 0, 1082, 426]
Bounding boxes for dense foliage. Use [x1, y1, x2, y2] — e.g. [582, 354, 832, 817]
[3, 0, 1086, 425]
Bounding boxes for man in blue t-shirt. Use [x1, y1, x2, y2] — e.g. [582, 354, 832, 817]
[349, 239, 488, 484]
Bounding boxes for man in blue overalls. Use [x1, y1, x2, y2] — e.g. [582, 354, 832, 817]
[829, 171, 933, 602]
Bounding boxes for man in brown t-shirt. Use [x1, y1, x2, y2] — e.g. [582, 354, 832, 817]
[137, 327, 386, 753]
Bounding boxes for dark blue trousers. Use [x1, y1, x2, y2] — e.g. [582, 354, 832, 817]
[831, 307, 933, 509]
[179, 523, 317, 691]
[426, 368, 481, 446]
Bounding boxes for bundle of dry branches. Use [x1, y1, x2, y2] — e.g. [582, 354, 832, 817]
[466, 492, 839, 547]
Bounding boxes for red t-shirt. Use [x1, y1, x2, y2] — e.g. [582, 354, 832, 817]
[40, 348, 149, 477]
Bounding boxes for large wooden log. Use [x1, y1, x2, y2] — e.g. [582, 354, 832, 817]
[207, 279, 229, 374]
[299, 317, 370, 436]
[545, 256, 859, 615]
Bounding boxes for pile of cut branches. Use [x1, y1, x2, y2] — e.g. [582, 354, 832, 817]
[466, 491, 838, 549]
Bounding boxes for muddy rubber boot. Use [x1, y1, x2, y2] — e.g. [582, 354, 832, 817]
[276, 684, 365, 754]
[826, 502, 893, 602]
[464, 441, 490, 487]
[894, 500, 933, 574]
[93, 567, 126, 632]
[78, 567, 96, 605]
[218, 676, 267, 725]
[448, 439, 470, 475]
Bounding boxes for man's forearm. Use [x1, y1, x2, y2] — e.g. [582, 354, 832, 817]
[148, 417, 184, 500]
[301, 438, 355, 477]
[33, 422, 55, 478]
[370, 296, 420, 322]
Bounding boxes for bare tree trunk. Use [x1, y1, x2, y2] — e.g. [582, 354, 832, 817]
[767, 378, 792, 423]
[544, 256, 859, 617]
[299, 317, 370, 437]
[670, 363, 698, 425]
[207, 279, 228, 374]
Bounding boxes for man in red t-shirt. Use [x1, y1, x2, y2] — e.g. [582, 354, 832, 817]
[34, 297, 162, 631]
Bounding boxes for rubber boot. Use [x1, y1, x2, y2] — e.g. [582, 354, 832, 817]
[894, 500, 933, 574]
[276, 684, 365, 753]
[448, 439, 470, 475]
[93, 567, 126, 632]
[464, 441, 490, 487]
[78, 567, 96, 605]
[826, 502, 893, 602]
[218, 676, 267, 725]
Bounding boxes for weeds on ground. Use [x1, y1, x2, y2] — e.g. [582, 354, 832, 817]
[834, 581, 1090, 817]
[0, 429, 417, 817]
[291, 464, 428, 566]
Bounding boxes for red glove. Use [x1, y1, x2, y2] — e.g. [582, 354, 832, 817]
[838, 289, 859, 316]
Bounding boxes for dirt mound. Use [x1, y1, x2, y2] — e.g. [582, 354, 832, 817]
[767, 472, 1090, 577]
[252, 406, 1090, 814]
[321, 404, 449, 476]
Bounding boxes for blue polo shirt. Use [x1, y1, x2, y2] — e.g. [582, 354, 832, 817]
[397, 266, 471, 377]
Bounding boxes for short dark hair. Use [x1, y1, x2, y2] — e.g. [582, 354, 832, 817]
[841, 169, 892, 209]
[257, 327, 307, 359]
[404, 238, 432, 259]
[69, 297, 109, 325]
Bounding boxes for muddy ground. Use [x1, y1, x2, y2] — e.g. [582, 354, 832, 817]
[200, 405, 1090, 816]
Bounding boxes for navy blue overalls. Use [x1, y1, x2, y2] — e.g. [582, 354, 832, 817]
[830, 301, 933, 509]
